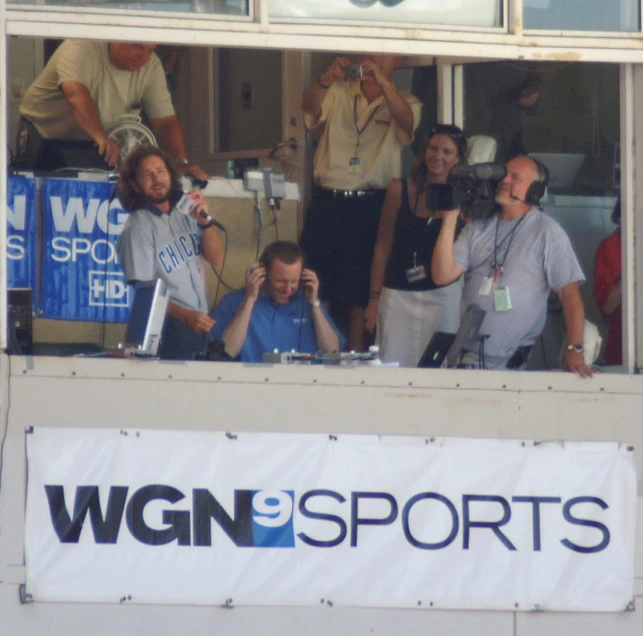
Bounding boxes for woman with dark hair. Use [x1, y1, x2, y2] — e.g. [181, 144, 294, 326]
[364, 124, 467, 367]
[594, 198, 622, 365]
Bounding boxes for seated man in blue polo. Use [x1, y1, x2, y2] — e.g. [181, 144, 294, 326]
[212, 241, 345, 362]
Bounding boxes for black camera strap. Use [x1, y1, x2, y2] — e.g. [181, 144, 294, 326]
[491, 212, 528, 280]
[353, 95, 383, 156]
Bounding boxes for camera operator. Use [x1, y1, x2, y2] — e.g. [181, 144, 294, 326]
[432, 155, 593, 377]
[300, 54, 422, 353]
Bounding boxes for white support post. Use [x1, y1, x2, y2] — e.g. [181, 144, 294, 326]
[0, 16, 8, 350]
[623, 63, 638, 372]
[436, 61, 453, 124]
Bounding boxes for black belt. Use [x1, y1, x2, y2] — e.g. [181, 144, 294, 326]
[314, 187, 386, 200]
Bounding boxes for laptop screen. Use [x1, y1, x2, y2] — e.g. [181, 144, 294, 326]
[417, 332, 457, 368]
[528, 153, 585, 189]
[124, 280, 169, 357]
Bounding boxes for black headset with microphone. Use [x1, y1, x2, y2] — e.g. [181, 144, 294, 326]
[522, 158, 550, 206]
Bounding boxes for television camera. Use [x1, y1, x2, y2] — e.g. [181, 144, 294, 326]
[427, 163, 507, 220]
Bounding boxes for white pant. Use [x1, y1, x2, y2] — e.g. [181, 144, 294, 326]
[376, 283, 462, 368]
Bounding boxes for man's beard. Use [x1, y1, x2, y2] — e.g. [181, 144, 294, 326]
[146, 188, 170, 205]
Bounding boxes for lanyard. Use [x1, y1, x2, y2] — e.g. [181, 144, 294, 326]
[353, 95, 382, 155]
[491, 212, 528, 281]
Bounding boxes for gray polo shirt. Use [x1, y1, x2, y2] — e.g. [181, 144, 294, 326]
[454, 208, 585, 360]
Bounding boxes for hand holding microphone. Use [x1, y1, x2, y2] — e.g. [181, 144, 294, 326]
[176, 190, 226, 231]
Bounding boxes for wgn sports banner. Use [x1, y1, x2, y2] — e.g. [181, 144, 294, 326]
[41, 179, 131, 321]
[7, 176, 37, 290]
[25, 429, 636, 611]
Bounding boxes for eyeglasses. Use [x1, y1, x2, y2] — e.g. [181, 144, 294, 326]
[430, 124, 465, 138]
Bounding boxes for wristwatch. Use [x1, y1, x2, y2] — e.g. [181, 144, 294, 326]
[311, 299, 321, 308]
[178, 157, 190, 166]
[316, 74, 331, 90]
[567, 344, 584, 353]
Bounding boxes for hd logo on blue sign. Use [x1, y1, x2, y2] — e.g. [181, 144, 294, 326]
[88, 271, 130, 308]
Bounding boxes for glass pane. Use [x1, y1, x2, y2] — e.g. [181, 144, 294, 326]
[7, 0, 248, 16]
[524, 0, 639, 32]
[269, 0, 501, 28]
[463, 61, 621, 369]
[464, 61, 620, 191]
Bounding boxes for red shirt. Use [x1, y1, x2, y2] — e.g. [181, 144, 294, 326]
[593, 229, 621, 365]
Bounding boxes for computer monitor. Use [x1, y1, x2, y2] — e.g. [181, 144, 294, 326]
[123, 280, 170, 357]
[528, 153, 585, 189]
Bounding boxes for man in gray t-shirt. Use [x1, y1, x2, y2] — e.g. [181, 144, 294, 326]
[117, 146, 224, 360]
[432, 155, 593, 377]
[18, 40, 207, 179]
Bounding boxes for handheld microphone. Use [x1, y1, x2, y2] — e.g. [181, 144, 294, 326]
[176, 191, 226, 231]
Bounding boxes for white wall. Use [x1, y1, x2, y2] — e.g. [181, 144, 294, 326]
[1, 354, 642, 635]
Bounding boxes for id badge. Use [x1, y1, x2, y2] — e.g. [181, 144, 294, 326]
[405, 265, 427, 283]
[493, 286, 512, 312]
[348, 156, 361, 175]
[478, 276, 493, 296]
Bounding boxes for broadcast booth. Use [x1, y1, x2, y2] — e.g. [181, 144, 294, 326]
[1, 2, 643, 636]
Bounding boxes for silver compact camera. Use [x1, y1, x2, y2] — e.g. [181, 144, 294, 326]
[344, 64, 363, 79]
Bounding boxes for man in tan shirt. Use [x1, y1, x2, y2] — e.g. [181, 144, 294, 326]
[17, 40, 207, 179]
[300, 54, 421, 351]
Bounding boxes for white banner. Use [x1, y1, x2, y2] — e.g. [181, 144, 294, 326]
[25, 428, 636, 611]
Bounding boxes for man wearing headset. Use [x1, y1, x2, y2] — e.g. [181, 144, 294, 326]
[432, 155, 593, 377]
[212, 241, 345, 362]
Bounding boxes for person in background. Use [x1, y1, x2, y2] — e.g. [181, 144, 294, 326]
[17, 39, 207, 178]
[300, 54, 422, 352]
[117, 146, 224, 360]
[488, 71, 541, 165]
[594, 198, 622, 365]
[212, 241, 344, 362]
[364, 124, 467, 367]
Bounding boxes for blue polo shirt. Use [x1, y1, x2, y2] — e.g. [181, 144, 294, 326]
[212, 290, 345, 362]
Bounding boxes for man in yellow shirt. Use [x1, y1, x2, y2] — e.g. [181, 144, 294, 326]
[300, 54, 421, 351]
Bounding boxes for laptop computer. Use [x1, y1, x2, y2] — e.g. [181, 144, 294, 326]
[123, 279, 170, 357]
[417, 332, 457, 368]
[417, 305, 488, 369]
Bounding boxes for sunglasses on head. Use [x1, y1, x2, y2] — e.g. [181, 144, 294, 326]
[430, 124, 465, 138]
